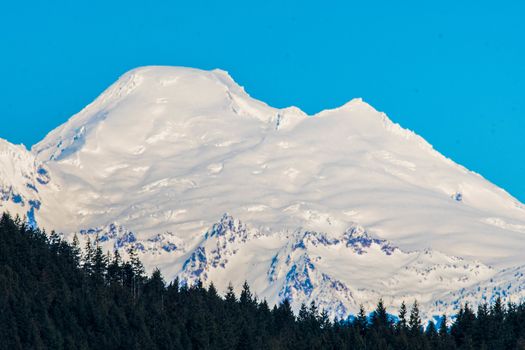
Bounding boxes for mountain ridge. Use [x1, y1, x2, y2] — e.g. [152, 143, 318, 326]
[1, 65, 525, 320]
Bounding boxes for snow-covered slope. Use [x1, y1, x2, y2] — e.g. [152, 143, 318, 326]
[0, 138, 49, 226]
[3, 66, 525, 321]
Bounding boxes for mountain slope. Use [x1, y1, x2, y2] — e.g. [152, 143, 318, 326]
[0, 138, 49, 226]
[3, 66, 525, 320]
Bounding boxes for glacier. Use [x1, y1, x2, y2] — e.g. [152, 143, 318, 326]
[1, 66, 525, 321]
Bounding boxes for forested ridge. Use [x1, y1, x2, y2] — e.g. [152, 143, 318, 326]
[1, 212, 525, 349]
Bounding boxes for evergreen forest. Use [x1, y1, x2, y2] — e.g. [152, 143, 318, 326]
[2, 213, 525, 349]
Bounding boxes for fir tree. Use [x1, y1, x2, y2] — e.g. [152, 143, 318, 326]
[397, 301, 408, 332]
[240, 280, 254, 306]
[355, 304, 368, 336]
[438, 314, 448, 338]
[225, 282, 237, 303]
[371, 298, 391, 331]
[409, 300, 422, 335]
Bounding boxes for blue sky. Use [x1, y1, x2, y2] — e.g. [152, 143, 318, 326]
[1, 0, 524, 201]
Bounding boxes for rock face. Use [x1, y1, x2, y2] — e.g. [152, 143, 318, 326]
[2, 66, 525, 321]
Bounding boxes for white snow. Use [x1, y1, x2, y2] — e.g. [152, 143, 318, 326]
[1, 65, 525, 321]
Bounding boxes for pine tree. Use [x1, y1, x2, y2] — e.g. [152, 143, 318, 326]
[128, 246, 145, 278]
[309, 301, 320, 325]
[239, 280, 254, 307]
[90, 236, 107, 286]
[272, 299, 295, 337]
[298, 303, 309, 323]
[475, 302, 490, 348]
[127, 246, 145, 300]
[319, 309, 331, 329]
[107, 249, 123, 286]
[144, 268, 165, 315]
[409, 300, 422, 336]
[225, 282, 236, 303]
[145, 269, 165, 296]
[439, 314, 448, 338]
[49, 231, 61, 254]
[397, 301, 408, 333]
[426, 320, 438, 342]
[451, 303, 476, 348]
[208, 282, 219, 299]
[83, 237, 94, 275]
[355, 304, 368, 336]
[491, 297, 505, 324]
[371, 298, 390, 331]
[71, 233, 81, 267]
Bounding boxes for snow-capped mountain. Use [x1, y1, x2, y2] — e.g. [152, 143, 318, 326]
[2, 66, 525, 321]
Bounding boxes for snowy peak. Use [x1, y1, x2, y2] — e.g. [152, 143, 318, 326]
[32, 66, 427, 166]
[32, 66, 279, 163]
[342, 225, 398, 255]
[2, 65, 525, 322]
[180, 214, 253, 286]
[205, 213, 250, 241]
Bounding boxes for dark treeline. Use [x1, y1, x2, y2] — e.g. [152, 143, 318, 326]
[2, 213, 525, 349]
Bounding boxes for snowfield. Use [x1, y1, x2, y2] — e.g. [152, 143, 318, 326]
[2, 66, 525, 321]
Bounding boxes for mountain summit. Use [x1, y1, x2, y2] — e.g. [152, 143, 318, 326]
[2, 66, 525, 320]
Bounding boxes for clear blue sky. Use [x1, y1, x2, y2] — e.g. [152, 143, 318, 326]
[1, 0, 524, 201]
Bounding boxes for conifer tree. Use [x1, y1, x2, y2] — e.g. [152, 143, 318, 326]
[426, 321, 438, 339]
[90, 236, 107, 285]
[409, 300, 422, 336]
[319, 309, 331, 329]
[127, 246, 145, 300]
[208, 282, 219, 299]
[371, 298, 390, 331]
[475, 302, 490, 348]
[240, 280, 254, 306]
[298, 303, 309, 323]
[225, 282, 237, 303]
[438, 314, 448, 338]
[309, 301, 320, 325]
[128, 246, 145, 278]
[83, 236, 94, 275]
[107, 249, 123, 286]
[397, 301, 408, 333]
[71, 233, 81, 265]
[355, 304, 368, 336]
